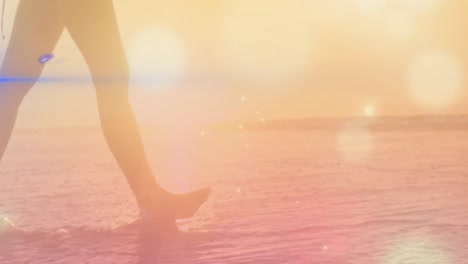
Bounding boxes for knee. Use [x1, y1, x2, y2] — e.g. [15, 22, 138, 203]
[89, 57, 130, 86]
[0, 61, 42, 111]
[88, 57, 132, 113]
[0, 86, 30, 112]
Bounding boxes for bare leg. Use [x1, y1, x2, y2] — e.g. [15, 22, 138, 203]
[0, 0, 64, 161]
[57, 0, 160, 205]
[58, 0, 209, 221]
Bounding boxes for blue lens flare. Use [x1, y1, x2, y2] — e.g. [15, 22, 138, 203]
[38, 53, 54, 64]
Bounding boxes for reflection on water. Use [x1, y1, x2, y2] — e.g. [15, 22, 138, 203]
[0, 128, 468, 263]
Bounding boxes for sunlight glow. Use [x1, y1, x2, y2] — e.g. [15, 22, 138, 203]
[354, 0, 387, 15]
[408, 50, 463, 110]
[364, 104, 376, 117]
[218, 0, 317, 83]
[382, 233, 452, 264]
[338, 122, 373, 162]
[402, 0, 441, 15]
[355, 0, 439, 16]
[386, 13, 416, 40]
[0, 216, 16, 234]
[128, 26, 187, 89]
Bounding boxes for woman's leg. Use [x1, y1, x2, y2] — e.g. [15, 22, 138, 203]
[0, 0, 64, 161]
[58, 0, 209, 219]
[57, 0, 158, 205]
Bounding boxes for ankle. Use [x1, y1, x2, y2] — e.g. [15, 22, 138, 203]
[134, 180, 167, 207]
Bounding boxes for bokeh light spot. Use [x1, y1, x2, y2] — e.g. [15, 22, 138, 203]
[408, 50, 463, 110]
[127, 26, 187, 89]
[364, 104, 376, 117]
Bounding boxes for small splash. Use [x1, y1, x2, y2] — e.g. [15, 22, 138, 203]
[57, 228, 70, 236]
[38, 53, 54, 64]
[0, 217, 18, 235]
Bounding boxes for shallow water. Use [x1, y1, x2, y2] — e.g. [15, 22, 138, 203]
[1, 127, 467, 263]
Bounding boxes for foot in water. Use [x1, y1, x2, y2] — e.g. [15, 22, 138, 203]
[139, 187, 211, 228]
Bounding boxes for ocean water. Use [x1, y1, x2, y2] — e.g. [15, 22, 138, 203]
[0, 126, 467, 263]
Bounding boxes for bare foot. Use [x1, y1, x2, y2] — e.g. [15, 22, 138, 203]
[166, 187, 211, 219]
[139, 187, 211, 225]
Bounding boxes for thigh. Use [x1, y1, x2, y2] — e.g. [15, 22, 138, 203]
[59, 0, 128, 84]
[1, 0, 64, 80]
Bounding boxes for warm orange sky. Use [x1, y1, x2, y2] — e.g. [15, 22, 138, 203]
[1, 0, 467, 128]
